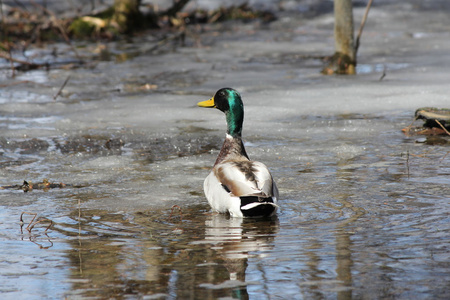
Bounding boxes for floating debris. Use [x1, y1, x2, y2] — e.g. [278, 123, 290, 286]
[1, 179, 68, 192]
[416, 107, 450, 130]
[402, 107, 450, 136]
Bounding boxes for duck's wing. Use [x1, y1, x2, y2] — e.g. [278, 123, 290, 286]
[214, 160, 276, 198]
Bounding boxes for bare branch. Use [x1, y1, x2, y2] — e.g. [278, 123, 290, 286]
[355, 0, 374, 55]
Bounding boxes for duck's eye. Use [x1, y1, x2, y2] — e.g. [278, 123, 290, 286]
[219, 91, 225, 97]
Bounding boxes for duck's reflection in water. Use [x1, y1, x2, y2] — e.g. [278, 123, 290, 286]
[192, 214, 279, 297]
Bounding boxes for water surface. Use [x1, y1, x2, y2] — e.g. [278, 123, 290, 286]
[1, 1, 450, 299]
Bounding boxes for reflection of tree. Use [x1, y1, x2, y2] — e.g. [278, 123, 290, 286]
[296, 206, 362, 299]
[336, 220, 354, 300]
[334, 166, 365, 299]
[297, 161, 366, 299]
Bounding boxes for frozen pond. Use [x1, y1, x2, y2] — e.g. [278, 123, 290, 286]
[1, 1, 449, 299]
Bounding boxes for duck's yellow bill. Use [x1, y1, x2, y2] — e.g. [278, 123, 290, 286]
[197, 97, 215, 108]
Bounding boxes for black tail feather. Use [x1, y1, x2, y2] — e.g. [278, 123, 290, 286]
[240, 196, 276, 217]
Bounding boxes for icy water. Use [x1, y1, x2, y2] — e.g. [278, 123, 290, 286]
[1, 1, 450, 299]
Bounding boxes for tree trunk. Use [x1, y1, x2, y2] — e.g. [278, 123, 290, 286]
[113, 0, 142, 33]
[323, 0, 356, 75]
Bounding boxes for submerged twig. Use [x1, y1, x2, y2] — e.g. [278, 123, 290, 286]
[53, 75, 71, 100]
[20, 212, 53, 233]
[21, 212, 54, 248]
[77, 197, 83, 274]
[20, 212, 37, 233]
[28, 218, 53, 232]
[405, 150, 410, 179]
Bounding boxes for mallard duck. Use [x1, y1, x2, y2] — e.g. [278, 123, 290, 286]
[197, 88, 279, 218]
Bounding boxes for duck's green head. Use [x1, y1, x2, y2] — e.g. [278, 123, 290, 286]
[198, 87, 244, 137]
